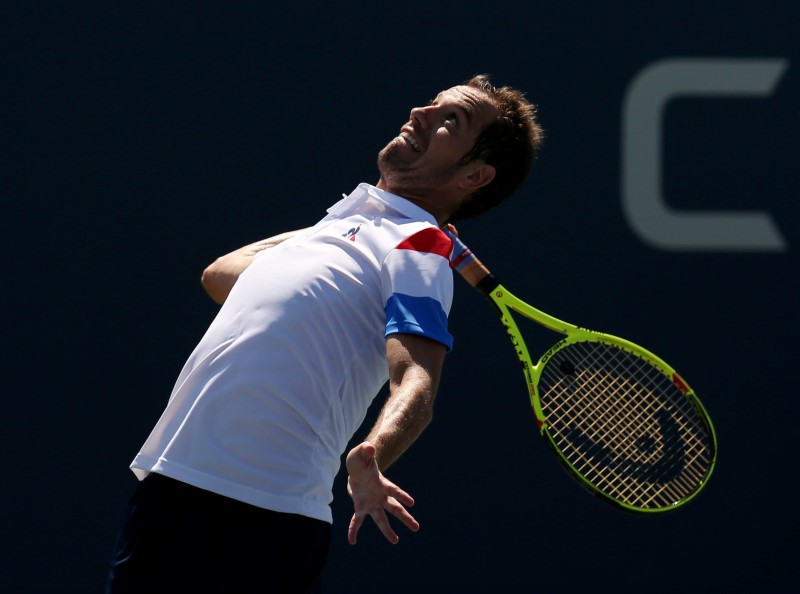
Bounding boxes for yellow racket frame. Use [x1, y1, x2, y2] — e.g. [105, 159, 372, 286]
[450, 231, 717, 513]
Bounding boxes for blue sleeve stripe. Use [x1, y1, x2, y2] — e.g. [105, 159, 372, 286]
[384, 293, 454, 351]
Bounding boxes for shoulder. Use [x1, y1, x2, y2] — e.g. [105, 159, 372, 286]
[393, 226, 453, 260]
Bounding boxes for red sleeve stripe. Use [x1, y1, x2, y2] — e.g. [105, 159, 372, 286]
[395, 227, 453, 259]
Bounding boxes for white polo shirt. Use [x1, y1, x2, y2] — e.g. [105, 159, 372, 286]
[130, 183, 454, 523]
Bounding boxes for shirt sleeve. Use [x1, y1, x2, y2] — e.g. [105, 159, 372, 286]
[381, 227, 454, 350]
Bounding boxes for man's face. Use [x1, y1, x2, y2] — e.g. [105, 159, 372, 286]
[377, 85, 498, 193]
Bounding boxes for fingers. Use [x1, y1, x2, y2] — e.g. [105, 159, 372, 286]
[386, 483, 415, 507]
[372, 509, 400, 544]
[348, 509, 399, 546]
[379, 481, 418, 536]
[348, 496, 419, 546]
[368, 502, 415, 545]
[386, 497, 420, 535]
[346, 442, 420, 545]
[347, 513, 364, 545]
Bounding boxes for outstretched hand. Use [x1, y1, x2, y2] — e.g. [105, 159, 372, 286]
[345, 442, 420, 545]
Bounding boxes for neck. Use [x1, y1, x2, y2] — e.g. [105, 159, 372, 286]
[376, 179, 454, 226]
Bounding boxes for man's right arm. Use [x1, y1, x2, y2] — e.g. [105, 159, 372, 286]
[201, 229, 307, 304]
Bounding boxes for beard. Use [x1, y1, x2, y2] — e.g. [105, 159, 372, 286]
[376, 136, 413, 174]
[376, 136, 460, 192]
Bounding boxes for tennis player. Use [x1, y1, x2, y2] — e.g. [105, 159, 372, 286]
[106, 74, 543, 593]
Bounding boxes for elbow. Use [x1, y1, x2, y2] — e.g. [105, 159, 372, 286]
[201, 262, 229, 305]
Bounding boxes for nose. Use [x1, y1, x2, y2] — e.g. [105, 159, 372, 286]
[409, 106, 432, 129]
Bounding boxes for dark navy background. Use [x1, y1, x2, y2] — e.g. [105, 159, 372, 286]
[4, 2, 797, 592]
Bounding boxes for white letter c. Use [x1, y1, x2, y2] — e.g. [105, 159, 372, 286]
[622, 58, 788, 252]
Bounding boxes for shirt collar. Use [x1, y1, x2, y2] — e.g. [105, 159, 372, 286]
[329, 183, 439, 227]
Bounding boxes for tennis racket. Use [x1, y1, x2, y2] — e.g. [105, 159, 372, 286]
[447, 230, 717, 513]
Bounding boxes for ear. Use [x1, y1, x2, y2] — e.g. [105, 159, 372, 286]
[457, 161, 496, 191]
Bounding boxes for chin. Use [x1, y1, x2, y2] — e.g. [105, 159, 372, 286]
[379, 136, 403, 157]
[379, 137, 417, 169]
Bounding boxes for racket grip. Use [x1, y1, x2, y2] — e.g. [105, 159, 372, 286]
[444, 228, 497, 293]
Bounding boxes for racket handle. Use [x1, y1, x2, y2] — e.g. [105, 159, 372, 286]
[445, 229, 499, 295]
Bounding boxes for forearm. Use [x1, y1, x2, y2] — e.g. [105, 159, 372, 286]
[366, 379, 435, 471]
[345, 334, 444, 544]
[364, 334, 445, 470]
[201, 229, 306, 304]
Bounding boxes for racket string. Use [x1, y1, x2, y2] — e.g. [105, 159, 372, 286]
[539, 341, 714, 509]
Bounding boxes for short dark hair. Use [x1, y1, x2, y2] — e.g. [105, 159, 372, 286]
[449, 74, 544, 221]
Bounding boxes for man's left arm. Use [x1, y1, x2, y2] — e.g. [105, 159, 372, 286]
[201, 229, 307, 304]
[346, 333, 446, 545]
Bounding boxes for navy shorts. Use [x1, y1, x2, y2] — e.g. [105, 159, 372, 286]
[106, 473, 331, 593]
